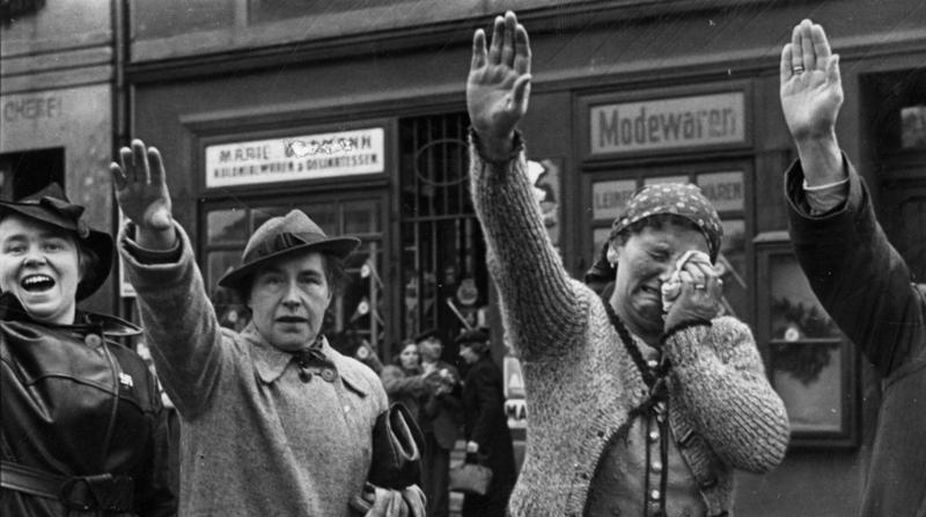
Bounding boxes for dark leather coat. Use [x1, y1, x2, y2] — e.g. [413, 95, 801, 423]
[1, 294, 176, 516]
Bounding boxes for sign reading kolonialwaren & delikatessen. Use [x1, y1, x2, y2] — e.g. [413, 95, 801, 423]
[590, 92, 745, 155]
[205, 127, 384, 188]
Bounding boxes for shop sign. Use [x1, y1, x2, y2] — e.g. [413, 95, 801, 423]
[696, 171, 744, 212]
[592, 179, 636, 221]
[2, 94, 62, 123]
[205, 127, 385, 188]
[590, 91, 745, 155]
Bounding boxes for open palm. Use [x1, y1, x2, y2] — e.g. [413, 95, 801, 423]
[467, 11, 532, 143]
[780, 20, 843, 141]
[111, 139, 173, 232]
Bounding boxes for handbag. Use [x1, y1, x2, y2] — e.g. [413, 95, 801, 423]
[367, 402, 425, 489]
[449, 459, 493, 496]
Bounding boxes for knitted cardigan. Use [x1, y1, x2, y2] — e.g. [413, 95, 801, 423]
[468, 134, 789, 517]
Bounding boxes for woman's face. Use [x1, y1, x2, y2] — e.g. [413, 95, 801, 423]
[458, 344, 481, 365]
[0, 215, 82, 325]
[610, 221, 709, 341]
[399, 343, 420, 370]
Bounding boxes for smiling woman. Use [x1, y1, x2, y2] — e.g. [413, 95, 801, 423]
[0, 183, 176, 516]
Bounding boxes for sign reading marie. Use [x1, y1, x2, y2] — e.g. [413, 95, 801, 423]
[205, 127, 384, 188]
[590, 92, 746, 155]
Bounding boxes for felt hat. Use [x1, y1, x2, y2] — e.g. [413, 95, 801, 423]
[217, 209, 359, 291]
[455, 328, 490, 353]
[0, 183, 113, 300]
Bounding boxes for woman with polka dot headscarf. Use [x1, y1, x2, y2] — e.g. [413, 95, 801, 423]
[465, 11, 789, 516]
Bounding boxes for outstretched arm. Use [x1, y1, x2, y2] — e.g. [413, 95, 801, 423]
[466, 13, 587, 360]
[112, 140, 225, 418]
[780, 19, 845, 187]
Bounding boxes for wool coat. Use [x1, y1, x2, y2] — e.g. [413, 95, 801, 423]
[120, 223, 388, 517]
[468, 133, 790, 516]
[786, 157, 926, 517]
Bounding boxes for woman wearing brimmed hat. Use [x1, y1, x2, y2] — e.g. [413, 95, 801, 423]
[0, 184, 176, 516]
[111, 140, 424, 516]
[464, 12, 789, 516]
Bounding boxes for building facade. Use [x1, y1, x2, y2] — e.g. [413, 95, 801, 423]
[3, 1, 925, 515]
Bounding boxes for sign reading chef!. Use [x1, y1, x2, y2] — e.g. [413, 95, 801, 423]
[590, 91, 746, 156]
[205, 127, 385, 188]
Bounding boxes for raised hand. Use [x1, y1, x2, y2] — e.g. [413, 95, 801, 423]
[110, 139, 177, 250]
[780, 19, 843, 143]
[780, 19, 845, 185]
[467, 11, 532, 160]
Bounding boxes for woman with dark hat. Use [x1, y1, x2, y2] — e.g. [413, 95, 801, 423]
[464, 12, 789, 516]
[111, 140, 423, 516]
[455, 329, 515, 517]
[0, 183, 176, 516]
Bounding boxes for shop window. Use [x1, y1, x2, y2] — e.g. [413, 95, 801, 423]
[200, 194, 387, 358]
[398, 112, 488, 354]
[588, 163, 750, 320]
[754, 233, 858, 448]
[0, 147, 64, 201]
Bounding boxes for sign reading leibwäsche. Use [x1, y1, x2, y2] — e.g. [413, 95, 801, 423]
[205, 127, 384, 188]
[590, 92, 745, 155]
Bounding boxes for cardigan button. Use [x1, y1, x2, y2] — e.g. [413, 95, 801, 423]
[84, 334, 102, 348]
[320, 368, 337, 382]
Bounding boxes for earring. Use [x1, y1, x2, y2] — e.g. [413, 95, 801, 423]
[606, 246, 619, 266]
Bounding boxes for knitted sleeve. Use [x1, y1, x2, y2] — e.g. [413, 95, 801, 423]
[664, 317, 790, 473]
[468, 131, 586, 360]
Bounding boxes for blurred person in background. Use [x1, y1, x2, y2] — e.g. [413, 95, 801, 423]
[0, 184, 175, 516]
[380, 339, 428, 425]
[455, 329, 515, 517]
[415, 330, 463, 517]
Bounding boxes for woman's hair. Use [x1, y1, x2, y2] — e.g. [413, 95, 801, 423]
[392, 340, 420, 367]
[77, 243, 102, 294]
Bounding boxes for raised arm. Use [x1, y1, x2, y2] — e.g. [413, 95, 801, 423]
[780, 21, 926, 376]
[112, 140, 225, 418]
[466, 12, 587, 359]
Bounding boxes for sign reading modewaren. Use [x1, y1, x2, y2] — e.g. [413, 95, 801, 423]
[590, 92, 746, 155]
[205, 127, 385, 188]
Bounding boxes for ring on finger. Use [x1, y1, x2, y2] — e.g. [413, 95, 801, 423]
[694, 284, 706, 290]
[792, 65, 805, 73]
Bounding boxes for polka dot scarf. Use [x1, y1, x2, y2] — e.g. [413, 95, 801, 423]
[610, 183, 723, 261]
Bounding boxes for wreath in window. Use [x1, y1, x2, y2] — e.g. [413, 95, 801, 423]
[771, 297, 841, 385]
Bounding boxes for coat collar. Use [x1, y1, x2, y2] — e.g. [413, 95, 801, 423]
[243, 324, 370, 397]
[0, 291, 141, 337]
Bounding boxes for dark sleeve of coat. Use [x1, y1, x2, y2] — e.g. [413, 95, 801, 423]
[785, 157, 926, 378]
[468, 363, 506, 451]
